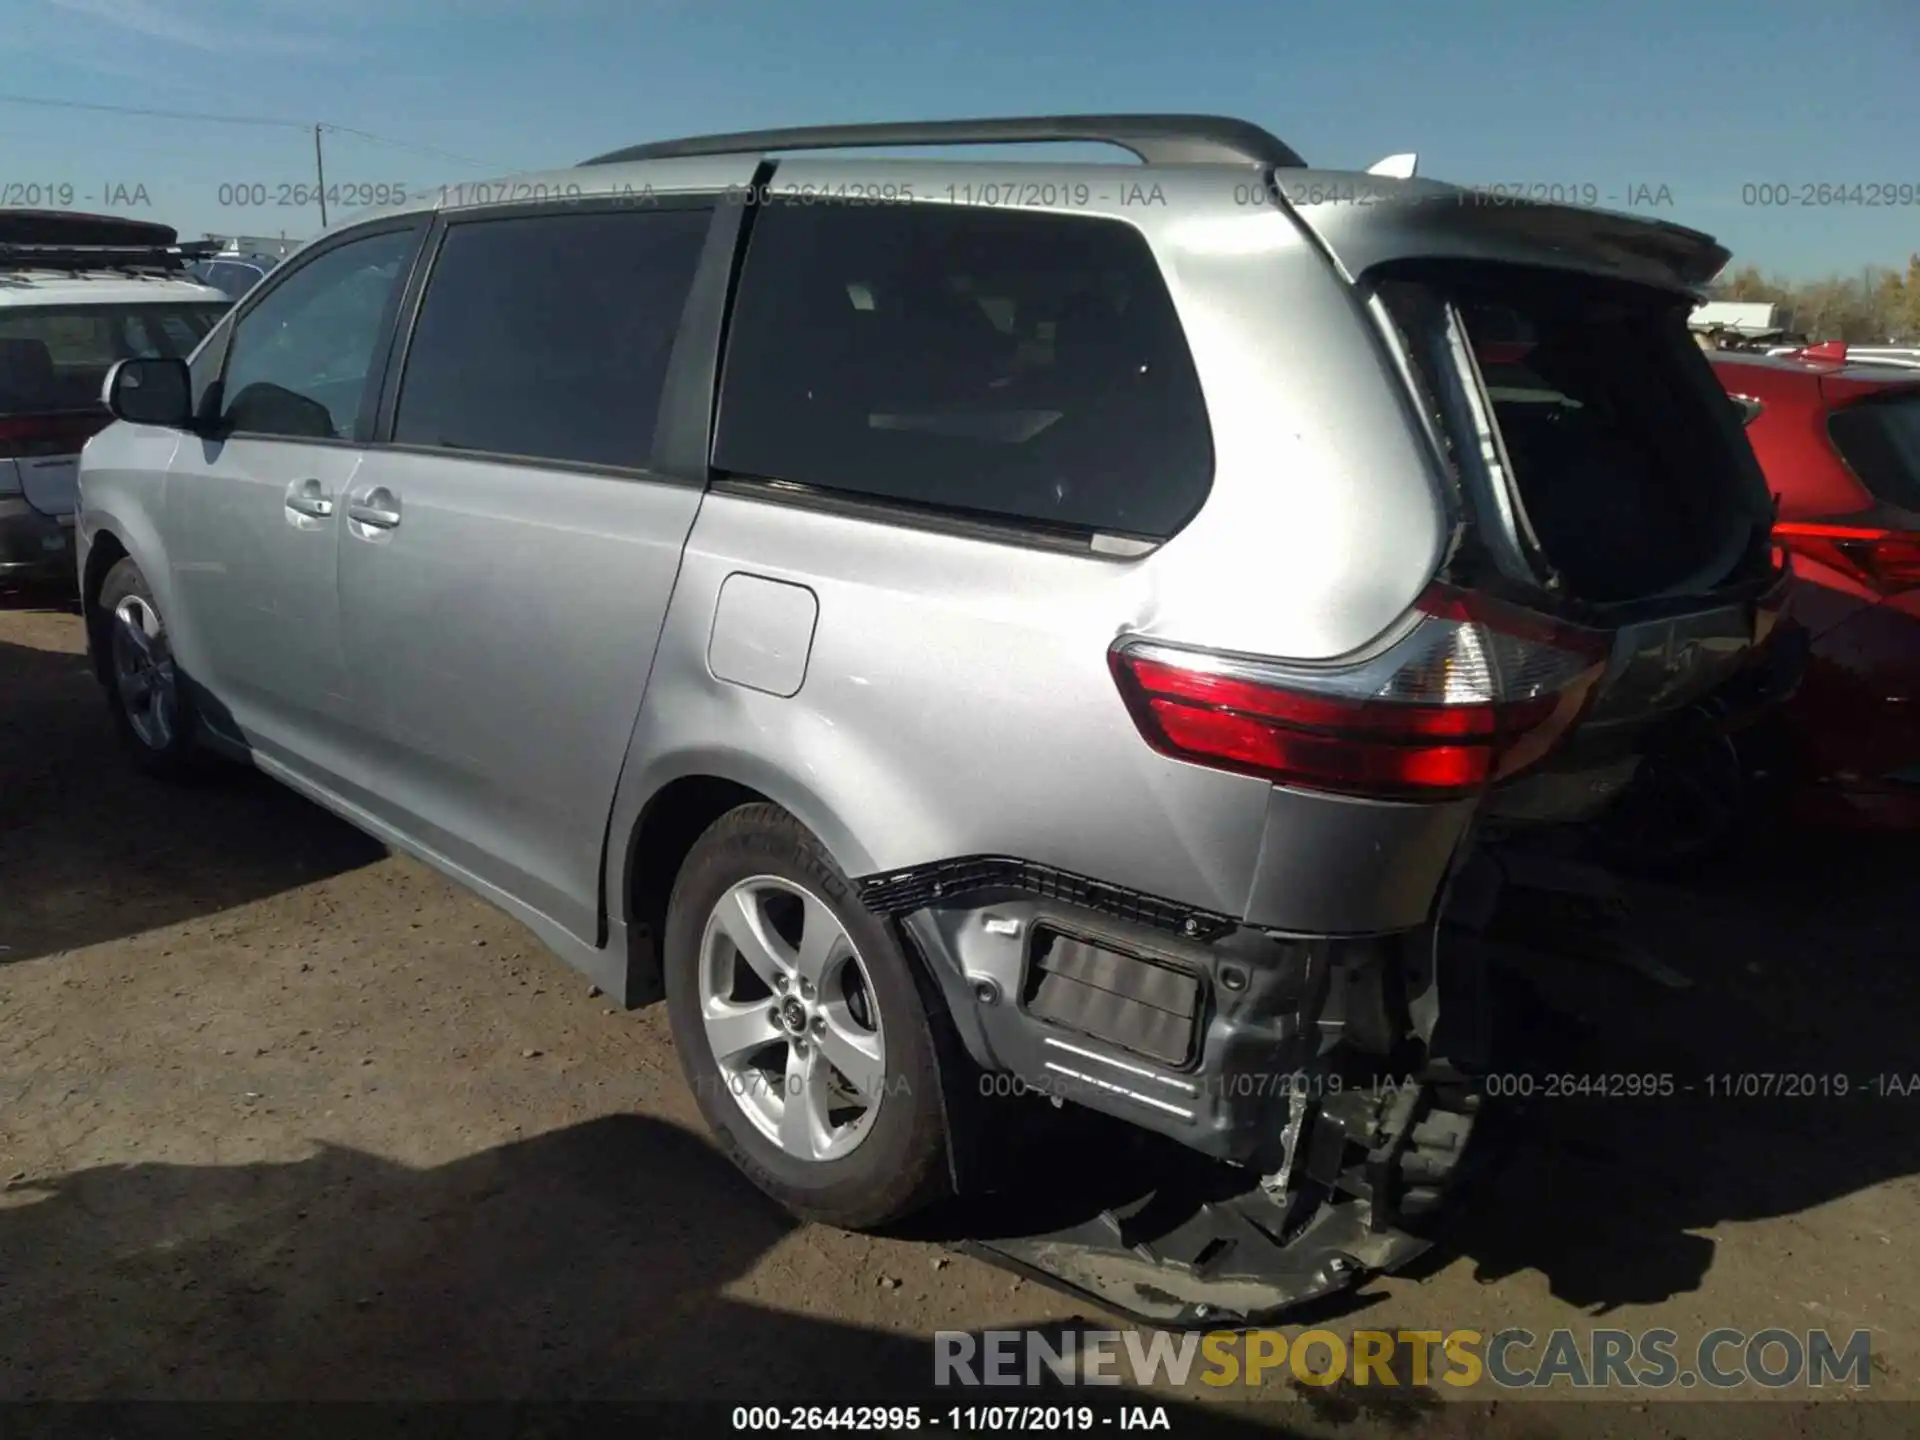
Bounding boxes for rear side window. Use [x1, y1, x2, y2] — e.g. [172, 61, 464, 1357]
[1380, 267, 1769, 604]
[1828, 394, 1920, 513]
[394, 206, 711, 470]
[714, 201, 1212, 538]
[0, 303, 227, 414]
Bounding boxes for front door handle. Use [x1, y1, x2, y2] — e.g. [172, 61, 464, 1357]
[346, 486, 402, 529]
[284, 479, 334, 518]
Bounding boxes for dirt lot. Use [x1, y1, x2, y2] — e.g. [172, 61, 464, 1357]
[3, 591, 1918, 1437]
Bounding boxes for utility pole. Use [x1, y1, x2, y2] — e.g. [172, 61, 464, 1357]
[313, 123, 329, 228]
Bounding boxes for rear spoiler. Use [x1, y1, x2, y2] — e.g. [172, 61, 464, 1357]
[1427, 201, 1731, 289]
[1795, 341, 1849, 367]
[1278, 174, 1732, 295]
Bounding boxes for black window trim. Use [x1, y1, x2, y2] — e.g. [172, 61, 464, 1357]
[365, 193, 728, 487]
[205, 212, 430, 449]
[708, 472, 1162, 557]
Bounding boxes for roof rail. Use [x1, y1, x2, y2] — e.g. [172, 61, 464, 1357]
[582, 114, 1306, 169]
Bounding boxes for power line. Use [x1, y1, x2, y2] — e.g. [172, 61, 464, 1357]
[0, 92, 498, 169]
[320, 123, 496, 170]
[0, 92, 307, 129]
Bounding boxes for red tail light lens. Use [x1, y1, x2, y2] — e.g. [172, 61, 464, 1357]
[1110, 587, 1612, 801]
[0, 411, 111, 460]
[1773, 522, 1920, 596]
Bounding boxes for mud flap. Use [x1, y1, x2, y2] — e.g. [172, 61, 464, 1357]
[956, 1079, 1482, 1329]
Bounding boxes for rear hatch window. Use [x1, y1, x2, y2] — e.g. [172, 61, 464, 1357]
[1828, 391, 1920, 514]
[0, 301, 228, 515]
[0, 302, 227, 416]
[1375, 264, 1772, 606]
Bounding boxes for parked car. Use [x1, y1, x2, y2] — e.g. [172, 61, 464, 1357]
[1713, 346, 1920, 828]
[187, 250, 279, 300]
[0, 210, 229, 589]
[74, 115, 1788, 1323]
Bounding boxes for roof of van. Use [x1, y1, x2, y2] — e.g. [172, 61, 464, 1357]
[0, 270, 228, 307]
[321, 113, 1730, 296]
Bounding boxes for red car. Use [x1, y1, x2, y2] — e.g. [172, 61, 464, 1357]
[1713, 344, 1920, 828]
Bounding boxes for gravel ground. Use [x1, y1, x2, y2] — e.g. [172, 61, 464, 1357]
[3, 591, 1917, 1438]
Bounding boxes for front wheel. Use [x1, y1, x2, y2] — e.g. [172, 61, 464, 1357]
[663, 803, 952, 1229]
[97, 557, 206, 781]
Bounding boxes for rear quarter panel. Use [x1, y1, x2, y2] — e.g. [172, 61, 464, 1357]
[1714, 359, 1872, 520]
[613, 491, 1276, 915]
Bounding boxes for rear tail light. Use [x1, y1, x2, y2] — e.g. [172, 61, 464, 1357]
[1109, 586, 1613, 801]
[1772, 522, 1920, 596]
[0, 411, 111, 460]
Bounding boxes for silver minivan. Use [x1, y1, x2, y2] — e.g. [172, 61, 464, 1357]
[75, 116, 1789, 1324]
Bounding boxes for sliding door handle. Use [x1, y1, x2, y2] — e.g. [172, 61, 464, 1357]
[346, 487, 402, 529]
[284, 480, 334, 518]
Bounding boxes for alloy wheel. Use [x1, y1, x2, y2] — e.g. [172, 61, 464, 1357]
[111, 593, 178, 751]
[697, 876, 888, 1162]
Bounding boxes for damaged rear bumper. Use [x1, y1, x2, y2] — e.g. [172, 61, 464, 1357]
[860, 856, 1499, 1324]
[962, 1077, 1482, 1328]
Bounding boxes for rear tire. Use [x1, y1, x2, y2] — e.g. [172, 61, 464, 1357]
[663, 803, 952, 1229]
[98, 557, 206, 781]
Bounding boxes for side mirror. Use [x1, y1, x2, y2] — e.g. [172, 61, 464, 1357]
[104, 357, 194, 429]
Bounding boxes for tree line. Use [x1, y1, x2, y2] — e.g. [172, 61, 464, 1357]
[1709, 255, 1920, 343]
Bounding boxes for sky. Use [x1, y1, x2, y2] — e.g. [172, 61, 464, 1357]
[1, 0, 1915, 278]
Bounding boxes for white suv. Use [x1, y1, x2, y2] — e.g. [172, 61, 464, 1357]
[0, 211, 229, 588]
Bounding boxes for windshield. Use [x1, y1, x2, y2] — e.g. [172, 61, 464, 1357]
[1828, 393, 1920, 514]
[0, 302, 228, 413]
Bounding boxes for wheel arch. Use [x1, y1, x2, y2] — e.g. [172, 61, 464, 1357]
[618, 757, 981, 1200]
[611, 751, 887, 1008]
[80, 526, 131, 684]
[79, 504, 187, 681]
